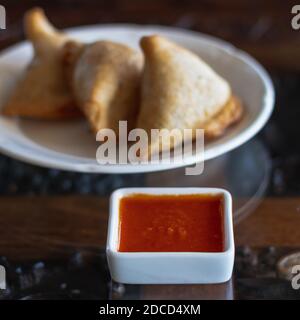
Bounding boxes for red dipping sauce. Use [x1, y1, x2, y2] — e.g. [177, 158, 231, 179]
[118, 194, 225, 253]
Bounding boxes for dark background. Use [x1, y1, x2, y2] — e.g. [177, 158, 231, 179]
[0, 0, 299, 197]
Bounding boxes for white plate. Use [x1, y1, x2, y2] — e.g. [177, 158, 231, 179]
[0, 24, 274, 174]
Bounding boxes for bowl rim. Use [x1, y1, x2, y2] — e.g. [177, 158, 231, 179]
[106, 187, 235, 257]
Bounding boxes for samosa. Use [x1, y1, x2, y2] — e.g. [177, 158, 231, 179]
[137, 35, 242, 155]
[2, 8, 80, 119]
[62, 40, 143, 133]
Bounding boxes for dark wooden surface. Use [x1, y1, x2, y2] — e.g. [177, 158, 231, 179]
[0, 196, 299, 260]
[0, 0, 300, 71]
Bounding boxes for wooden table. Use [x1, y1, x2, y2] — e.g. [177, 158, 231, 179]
[0, 196, 299, 260]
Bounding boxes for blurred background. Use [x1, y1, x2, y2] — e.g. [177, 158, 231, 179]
[0, 0, 299, 198]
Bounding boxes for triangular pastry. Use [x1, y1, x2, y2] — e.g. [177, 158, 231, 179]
[2, 8, 80, 119]
[62, 40, 143, 133]
[137, 35, 241, 156]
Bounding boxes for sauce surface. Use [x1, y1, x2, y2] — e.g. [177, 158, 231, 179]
[118, 194, 224, 252]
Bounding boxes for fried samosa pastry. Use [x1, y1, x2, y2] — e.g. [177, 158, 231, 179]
[2, 8, 80, 119]
[62, 40, 143, 133]
[137, 35, 242, 156]
[204, 96, 243, 139]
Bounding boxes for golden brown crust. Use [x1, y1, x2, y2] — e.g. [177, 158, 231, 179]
[137, 35, 231, 132]
[203, 96, 243, 139]
[2, 7, 80, 120]
[137, 34, 232, 157]
[138, 96, 243, 160]
[63, 40, 143, 133]
[61, 40, 85, 87]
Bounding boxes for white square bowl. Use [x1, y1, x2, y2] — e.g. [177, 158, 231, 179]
[106, 187, 234, 284]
